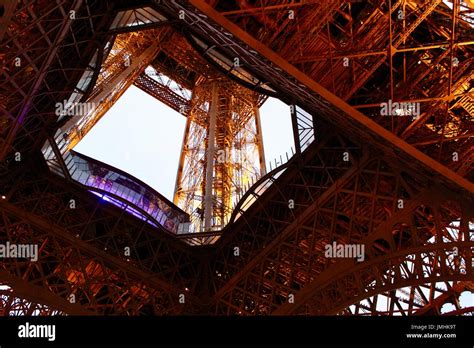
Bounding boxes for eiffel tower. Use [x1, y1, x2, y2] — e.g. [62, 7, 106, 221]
[0, 0, 472, 316]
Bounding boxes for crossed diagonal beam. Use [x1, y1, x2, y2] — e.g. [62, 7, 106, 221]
[188, 0, 473, 195]
[0, 157, 203, 314]
[134, 72, 190, 116]
[273, 188, 473, 315]
[0, 270, 91, 315]
[0, 0, 83, 162]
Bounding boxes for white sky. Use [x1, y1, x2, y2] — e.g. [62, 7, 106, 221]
[74, 85, 293, 201]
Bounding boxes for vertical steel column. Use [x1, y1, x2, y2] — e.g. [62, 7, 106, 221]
[174, 107, 193, 204]
[204, 81, 218, 231]
[290, 104, 301, 158]
[253, 105, 267, 175]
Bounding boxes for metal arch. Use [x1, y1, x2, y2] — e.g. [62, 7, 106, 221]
[208, 145, 468, 315]
[272, 189, 473, 315]
[227, 160, 289, 226]
[290, 242, 473, 315]
[0, 270, 92, 315]
[0, 198, 192, 315]
[209, 131, 366, 313]
[0, 161, 203, 309]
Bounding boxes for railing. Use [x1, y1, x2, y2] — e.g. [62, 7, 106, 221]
[295, 106, 315, 152]
[226, 105, 315, 223]
[229, 159, 290, 226]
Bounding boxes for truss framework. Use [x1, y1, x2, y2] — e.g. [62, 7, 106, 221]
[0, 0, 472, 316]
[197, 0, 474, 180]
[174, 78, 265, 232]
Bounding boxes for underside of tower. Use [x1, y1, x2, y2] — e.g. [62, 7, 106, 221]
[0, 0, 473, 319]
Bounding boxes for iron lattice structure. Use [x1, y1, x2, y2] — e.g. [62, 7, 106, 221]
[0, 0, 473, 316]
[174, 77, 266, 231]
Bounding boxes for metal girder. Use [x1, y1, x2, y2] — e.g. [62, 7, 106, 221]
[210, 140, 472, 314]
[0, 270, 92, 315]
[203, 0, 473, 180]
[221, 1, 322, 16]
[0, 158, 203, 314]
[134, 72, 190, 116]
[1, 0, 83, 161]
[58, 30, 165, 151]
[274, 188, 473, 315]
[289, 243, 473, 315]
[0, 0, 115, 165]
[210, 129, 363, 309]
[1, 0, 472, 317]
[187, 1, 473, 195]
[173, 77, 265, 232]
[0, 196, 192, 315]
[412, 282, 472, 316]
